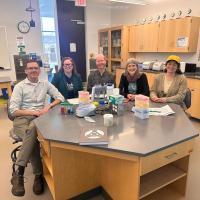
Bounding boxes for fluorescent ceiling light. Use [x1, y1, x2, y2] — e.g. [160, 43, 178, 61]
[109, 0, 148, 5]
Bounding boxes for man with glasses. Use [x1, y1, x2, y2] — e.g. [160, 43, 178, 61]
[9, 60, 64, 196]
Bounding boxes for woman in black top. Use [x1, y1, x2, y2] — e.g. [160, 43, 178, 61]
[119, 58, 149, 101]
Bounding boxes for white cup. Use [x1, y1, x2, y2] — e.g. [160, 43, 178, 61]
[103, 114, 113, 127]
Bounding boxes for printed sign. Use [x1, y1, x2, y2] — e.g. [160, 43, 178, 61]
[75, 0, 86, 7]
[70, 43, 76, 52]
[177, 37, 188, 48]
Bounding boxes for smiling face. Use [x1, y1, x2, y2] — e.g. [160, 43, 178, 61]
[96, 54, 106, 72]
[63, 59, 73, 75]
[25, 61, 40, 82]
[127, 63, 138, 76]
[166, 60, 178, 74]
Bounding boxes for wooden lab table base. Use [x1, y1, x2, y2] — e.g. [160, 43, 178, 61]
[41, 141, 140, 200]
[39, 136, 194, 200]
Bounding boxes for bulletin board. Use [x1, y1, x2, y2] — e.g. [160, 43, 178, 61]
[0, 26, 11, 69]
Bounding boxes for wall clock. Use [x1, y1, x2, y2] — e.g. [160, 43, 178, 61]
[17, 21, 30, 34]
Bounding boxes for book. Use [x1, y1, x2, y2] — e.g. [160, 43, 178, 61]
[79, 127, 108, 145]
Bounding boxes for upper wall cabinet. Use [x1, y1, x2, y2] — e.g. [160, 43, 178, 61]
[98, 28, 109, 59]
[99, 26, 130, 74]
[129, 23, 159, 52]
[129, 17, 200, 53]
[158, 17, 200, 52]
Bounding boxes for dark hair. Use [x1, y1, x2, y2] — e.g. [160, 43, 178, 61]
[164, 60, 182, 74]
[26, 60, 39, 68]
[59, 57, 77, 75]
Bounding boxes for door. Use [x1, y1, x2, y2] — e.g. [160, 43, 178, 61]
[56, 0, 86, 81]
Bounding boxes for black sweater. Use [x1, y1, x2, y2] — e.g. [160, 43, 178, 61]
[119, 73, 150, 98]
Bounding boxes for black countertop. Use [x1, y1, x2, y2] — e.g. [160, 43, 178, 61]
[34, 103, 199, 157]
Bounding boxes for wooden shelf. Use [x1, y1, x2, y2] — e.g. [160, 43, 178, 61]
[141, 186, 184, 200]
[100, 46, 108, 48]
[140, 164, 187, 199]
[111, 58, 121, 62]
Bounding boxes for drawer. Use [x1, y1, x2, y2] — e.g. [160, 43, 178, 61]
[140, 140, 194, 176]
[37, 130, 51, 157]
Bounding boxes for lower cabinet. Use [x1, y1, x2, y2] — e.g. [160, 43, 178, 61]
[186, 78, 200, 119]
[139, 140, 193, 199]
[115, 68, 125, 87]
[143, 72, 156, 88]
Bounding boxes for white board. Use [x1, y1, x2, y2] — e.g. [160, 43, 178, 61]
[0, 26, 11, 69]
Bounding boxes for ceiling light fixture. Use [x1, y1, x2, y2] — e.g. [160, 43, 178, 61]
[109, 0, 148, 5]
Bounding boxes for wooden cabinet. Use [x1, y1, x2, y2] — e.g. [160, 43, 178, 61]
[37, 130, 55, 199]
[129, 23, 159, 52]
[157, 19, 176, 52]
[158, 17, 200, 52]
[115, 68, 125, 87]
[143, 72, 156, 88]
[99, 26, 130, 74]
[129, 17, 200, 53]
[186, 78, 200, 119]
[98, 29, 109, 59]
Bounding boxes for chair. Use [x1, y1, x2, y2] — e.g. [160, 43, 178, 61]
[7, 99, 22, 173]
[184, 88, 192, 109]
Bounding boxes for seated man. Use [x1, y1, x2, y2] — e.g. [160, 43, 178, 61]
[9, 60, 64, 197]
[87, 54, 114, 93]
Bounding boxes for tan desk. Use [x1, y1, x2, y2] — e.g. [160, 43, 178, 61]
[34, 104, 198, 200]
[0, 76, 12, 97]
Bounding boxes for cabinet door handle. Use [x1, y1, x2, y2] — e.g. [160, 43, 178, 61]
[165, 152, 177, 159]
[191, 89, 195, 92]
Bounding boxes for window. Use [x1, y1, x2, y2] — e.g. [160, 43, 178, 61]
[39, 0, 59, 68]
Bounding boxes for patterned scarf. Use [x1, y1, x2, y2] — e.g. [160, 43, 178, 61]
[126, 68, 141, 83]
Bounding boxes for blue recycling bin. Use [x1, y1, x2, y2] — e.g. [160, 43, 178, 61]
[2, 88, 8, 99]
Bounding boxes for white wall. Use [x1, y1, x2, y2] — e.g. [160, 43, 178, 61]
[0, 0, 43, 81]
[85, 0, 111, 77]
[110, 0, 200, 65]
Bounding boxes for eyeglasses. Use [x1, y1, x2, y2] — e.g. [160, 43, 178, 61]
[26, 67, 40, 70]
[63, 64, 73, 67]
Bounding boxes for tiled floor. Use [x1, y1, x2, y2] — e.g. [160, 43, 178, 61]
[1, 105, 200, 200]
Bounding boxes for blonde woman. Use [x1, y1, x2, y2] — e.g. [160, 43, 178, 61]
[119, 58, 150, 101]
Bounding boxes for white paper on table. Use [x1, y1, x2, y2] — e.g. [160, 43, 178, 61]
[149, 105, 175, 116]
[160, 105, 175, 116]
[84, 116, 96, 123]
[67, 98, 79, 105]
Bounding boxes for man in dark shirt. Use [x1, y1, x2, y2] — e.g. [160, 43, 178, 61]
[87, 54, 114, 93]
